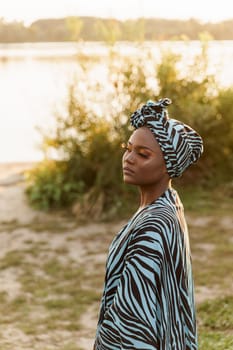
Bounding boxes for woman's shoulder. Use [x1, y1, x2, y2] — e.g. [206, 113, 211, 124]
[142, 197, 178, 222]
[132, 199, 181, 237]
[128, 188, 184, 237]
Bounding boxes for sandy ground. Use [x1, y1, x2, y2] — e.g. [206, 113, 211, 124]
[0, 162, 46, 224]
[0, 162, 232, 349]
[0, 162, 121, 349]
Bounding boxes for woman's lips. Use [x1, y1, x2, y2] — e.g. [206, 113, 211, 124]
[123, 166, 134, 175]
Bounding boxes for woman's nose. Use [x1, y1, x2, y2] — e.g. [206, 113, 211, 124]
[124, 151, 135, 164]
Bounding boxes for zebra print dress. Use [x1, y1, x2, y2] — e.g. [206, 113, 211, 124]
[94, 188, 197, 349]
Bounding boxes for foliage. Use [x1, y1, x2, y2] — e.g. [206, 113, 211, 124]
[1, 17, 233, 42]
[25, 160, 84, 211]
[0, 19, 29, 43]
[26, 83, 131, 215]
[156, 44, 233, 185]
[66, 17, 83, 41]
[94, 19, 121, 46]
[25, 43, 233, 215]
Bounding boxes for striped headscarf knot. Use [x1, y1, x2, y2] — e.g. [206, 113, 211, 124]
[129, 98, 203, 178]
[130, 98, 171, 128]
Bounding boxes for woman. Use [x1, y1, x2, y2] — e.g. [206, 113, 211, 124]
[94, 98, 203, 349]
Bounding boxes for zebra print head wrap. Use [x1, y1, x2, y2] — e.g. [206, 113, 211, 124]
[130, 98, 203, 178]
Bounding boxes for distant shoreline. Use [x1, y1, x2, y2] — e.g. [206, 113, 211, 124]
[0, 16, 233, 43]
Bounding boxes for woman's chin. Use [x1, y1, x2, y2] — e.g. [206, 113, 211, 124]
[123, 175, 137, 185]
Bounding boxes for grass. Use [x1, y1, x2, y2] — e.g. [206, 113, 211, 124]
[175, 183, 233, 216]
[17, 258, 100, 333]
[0, 216, 76, 234]
[183, 187, 233, 349]
[0, 187, 232, 349]
[198, 296, 233, 330]
[0, 237, 101, 349]
[197, 296, 233, 350]
[190, 224, 233, 288]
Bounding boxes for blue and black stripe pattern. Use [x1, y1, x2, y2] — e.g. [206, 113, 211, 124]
[94, 188, 197, 349]
[130, 98, 203, 178]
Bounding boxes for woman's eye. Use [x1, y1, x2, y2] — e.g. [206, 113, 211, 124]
[138, 152, 149, 158]
[137, 148, 150, 158]
[121, 143, 150, 157]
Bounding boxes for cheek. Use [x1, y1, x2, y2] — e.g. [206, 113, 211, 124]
[143, 159, 167, 177]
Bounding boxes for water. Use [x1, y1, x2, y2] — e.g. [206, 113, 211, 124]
[0, 41, 232, 163]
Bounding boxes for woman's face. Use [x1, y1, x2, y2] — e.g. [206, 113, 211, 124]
[122, 127, 169, 187]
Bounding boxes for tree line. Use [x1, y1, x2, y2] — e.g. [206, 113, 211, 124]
[0, 16, 233, 43]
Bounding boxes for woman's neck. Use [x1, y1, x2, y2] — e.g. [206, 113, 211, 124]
[138, 180, 171, 210]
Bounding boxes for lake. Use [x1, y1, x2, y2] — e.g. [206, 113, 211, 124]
[0, 41, 233, 163]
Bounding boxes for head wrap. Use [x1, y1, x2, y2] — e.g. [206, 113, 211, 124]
[130, 98, 203, 178]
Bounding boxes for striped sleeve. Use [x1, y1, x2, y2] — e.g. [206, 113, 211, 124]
[97, 225, 166, 349]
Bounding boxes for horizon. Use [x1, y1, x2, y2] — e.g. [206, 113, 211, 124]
[1, 14, 233, 26]
[0, 0, 232, 26]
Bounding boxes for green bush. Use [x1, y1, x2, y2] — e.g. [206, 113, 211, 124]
[26, 82, 135, 216]
[25, 160, 84, 211]
[156, 48, 233, 185]
[25, 44, 233, 215]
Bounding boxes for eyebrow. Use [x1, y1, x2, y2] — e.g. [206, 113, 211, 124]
[128, 141, 155, 152]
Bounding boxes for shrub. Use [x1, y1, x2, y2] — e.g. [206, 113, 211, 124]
[25, 160, 85, 211]
[25, 44, 233, 215]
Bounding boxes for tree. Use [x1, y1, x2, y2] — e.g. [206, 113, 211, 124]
[66, 17, 83, 41]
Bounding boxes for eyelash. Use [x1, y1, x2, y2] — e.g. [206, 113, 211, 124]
[121, 143, 149, 158]
[139, 153, 149, 158]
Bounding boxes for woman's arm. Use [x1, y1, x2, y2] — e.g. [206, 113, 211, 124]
[97, 227, 165, 349]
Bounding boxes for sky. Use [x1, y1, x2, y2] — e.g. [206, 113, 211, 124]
[0, 0, 232, 25]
